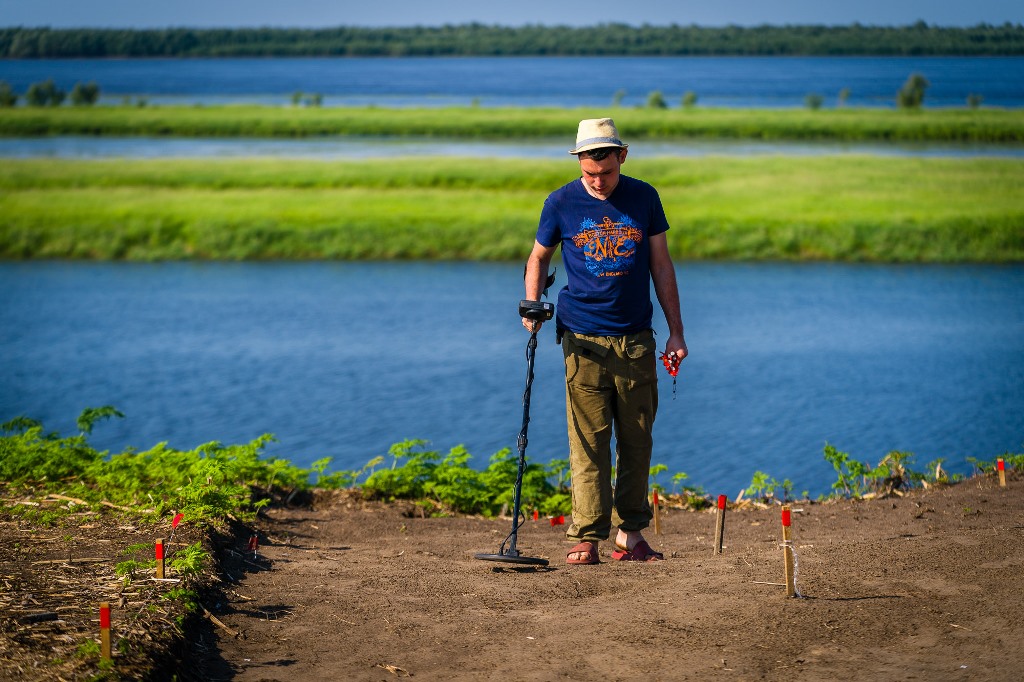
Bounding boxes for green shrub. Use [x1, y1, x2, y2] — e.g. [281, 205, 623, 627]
[897, 72, 930, 109]
[25, 79, 65, 107]
[645, 90, 668, 109]
[804, 93, 824, 110]
[70, 81, 100, 106]
[0, 81, 16, 107]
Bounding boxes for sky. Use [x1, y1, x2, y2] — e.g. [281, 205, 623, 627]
[1, 0, 1022, 29]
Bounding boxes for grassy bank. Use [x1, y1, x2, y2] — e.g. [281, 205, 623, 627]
[2, 156, 1022, 262]
[2, 105, 1024, 142]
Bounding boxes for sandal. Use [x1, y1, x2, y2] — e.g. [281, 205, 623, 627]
[566, 541, 599, 565]
[611, 539, 664, 562]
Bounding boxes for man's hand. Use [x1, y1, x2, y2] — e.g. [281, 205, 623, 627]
[665, 334, 688, 363]
[522, 317, 541, 332]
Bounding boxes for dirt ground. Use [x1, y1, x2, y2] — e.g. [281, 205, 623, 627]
[2, 475, 1021, 681]
[204, 475, 1023, 682]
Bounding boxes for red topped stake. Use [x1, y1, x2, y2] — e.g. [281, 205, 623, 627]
[714, 494, 727, 554]
[99, 602, 112, 660]
[781, 507, 792, 527]
[155, 538, 166, 579]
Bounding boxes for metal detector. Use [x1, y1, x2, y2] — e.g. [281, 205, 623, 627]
[475, 300, 554, 567]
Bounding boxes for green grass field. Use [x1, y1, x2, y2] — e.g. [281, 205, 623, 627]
[2, 156, 1022, 262]
[2, 104, 1023, 141]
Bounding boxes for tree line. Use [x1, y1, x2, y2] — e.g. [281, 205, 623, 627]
[1, 22, 1023, 58]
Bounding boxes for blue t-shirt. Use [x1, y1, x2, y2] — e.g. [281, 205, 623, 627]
[536, 175, 670, 336]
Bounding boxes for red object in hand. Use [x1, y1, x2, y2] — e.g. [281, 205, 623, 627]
[781, 508, 792, 527]
[717, 494, 727, 510]
[660, 351, 681, 377]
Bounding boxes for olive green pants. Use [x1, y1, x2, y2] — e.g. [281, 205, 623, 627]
[562, 329, 659, 543]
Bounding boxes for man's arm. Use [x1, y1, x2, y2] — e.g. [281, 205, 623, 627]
[649, 232, 688, 360]
[524, 240, 558, 331]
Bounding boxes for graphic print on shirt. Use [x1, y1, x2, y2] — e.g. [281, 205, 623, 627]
[572, 215, 643, 278]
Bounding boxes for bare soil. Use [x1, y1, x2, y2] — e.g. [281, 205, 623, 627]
[2, 475, 1022, 681]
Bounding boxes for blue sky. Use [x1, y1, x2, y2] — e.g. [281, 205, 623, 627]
[1, 0, 1022, 28]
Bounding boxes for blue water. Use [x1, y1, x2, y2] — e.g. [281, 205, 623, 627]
[2, 262, 1022, 496]
[1, 56, 1023, 108]
[3, 136, 1023, 160]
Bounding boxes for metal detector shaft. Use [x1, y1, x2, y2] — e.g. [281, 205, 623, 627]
[475, 329, 548, 566]
[507, 330, 538, 555]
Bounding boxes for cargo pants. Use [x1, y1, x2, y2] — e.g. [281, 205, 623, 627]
[561, 328, 659, 543]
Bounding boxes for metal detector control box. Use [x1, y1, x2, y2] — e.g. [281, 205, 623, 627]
[519, 300, 554, 321]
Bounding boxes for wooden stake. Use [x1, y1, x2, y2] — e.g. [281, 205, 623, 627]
[714, 494, 727, 554]
[997, 458, 1006, 487]
[652, 490, 661, 535]
[781, 505, 796, 597]
[155, 538, 166, 579]
[99, 602, 112, 661]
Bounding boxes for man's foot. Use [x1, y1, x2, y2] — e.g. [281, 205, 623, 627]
[566, 541, 599, 565]
[611, 530, 663, 561]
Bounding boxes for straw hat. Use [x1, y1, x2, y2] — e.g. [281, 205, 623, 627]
[568, 118, 628, 155]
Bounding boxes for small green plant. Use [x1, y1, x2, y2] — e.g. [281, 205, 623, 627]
[170, 542, 207, 582]
[967, 93, 984, 109]
[744, 471, 793, 502]
[649, 463, 668, 493]
[612, 89, 626, 106]
[838, 87, 850, 107]
[291, 91, 304, 106]
[681, 91, 697, 108]
[163, 587, 201, 613]
[823, 443, 885, 498]
[76, 638, 101, 658]
[115, 558, 155, 586]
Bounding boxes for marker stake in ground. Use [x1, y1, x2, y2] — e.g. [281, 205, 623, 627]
[714, 494, 727, 555]
[155, 538, 166, 579]
[652, 490, 661, 535]
[99, 602, 111, 661]
[781, 505, 796, 597]
[997, 458, 1006, 487]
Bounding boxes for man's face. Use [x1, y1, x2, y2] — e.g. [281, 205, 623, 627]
[578, 147, 627, 200]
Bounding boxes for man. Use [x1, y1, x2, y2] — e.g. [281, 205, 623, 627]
[523, 118, 687, 565]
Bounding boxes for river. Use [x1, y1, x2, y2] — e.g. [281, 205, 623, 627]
[2, 261, 1021, 496]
